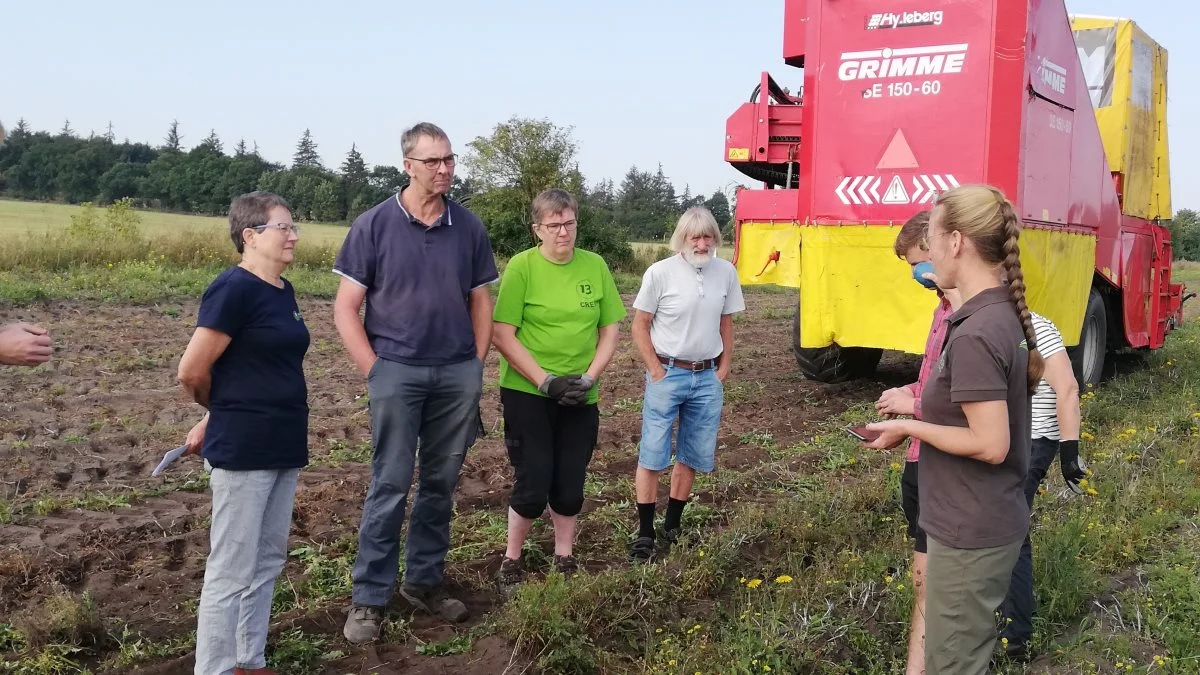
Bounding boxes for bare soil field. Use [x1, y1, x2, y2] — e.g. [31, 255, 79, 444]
[0, 292, 918, 673]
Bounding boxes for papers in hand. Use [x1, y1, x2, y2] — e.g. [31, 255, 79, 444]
[153, 445, 189, 477]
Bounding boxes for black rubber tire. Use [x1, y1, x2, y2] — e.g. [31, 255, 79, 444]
[1067, 287, 1107, 389]
[792, 308, 883, 383]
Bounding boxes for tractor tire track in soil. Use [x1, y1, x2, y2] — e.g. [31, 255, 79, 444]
[0, 294, 919, 673]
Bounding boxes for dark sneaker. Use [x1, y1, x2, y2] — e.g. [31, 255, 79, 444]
[399, 583, 469, 623]
[661, 527, 681, 545]
[628, 536, 656, 563]
[996, 637, 1034, 663]
[497, 557, 527, 596]
[554, 554, 580, 576]
[343, 604, 384, 644]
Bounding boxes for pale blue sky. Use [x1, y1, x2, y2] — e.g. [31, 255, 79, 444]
[4, 0, 1195, 210]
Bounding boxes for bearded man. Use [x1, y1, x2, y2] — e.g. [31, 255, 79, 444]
[626, 207, 746, 562]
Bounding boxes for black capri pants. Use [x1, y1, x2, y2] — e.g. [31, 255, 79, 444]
[500, 387, 599, 519]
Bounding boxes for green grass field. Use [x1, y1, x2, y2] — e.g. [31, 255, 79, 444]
[0, 199, 354, 247]
[0, 200, 755, 305]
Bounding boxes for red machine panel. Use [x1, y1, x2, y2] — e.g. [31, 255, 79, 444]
[798, 0, 999, 223]
[1020, 0, 1119, 238]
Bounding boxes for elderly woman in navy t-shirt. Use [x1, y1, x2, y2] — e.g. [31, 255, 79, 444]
[177, 191, 309, 675]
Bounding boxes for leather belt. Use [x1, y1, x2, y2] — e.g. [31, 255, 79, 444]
[657, 354, 719, 371]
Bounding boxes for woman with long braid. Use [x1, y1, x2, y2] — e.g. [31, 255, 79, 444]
[864, 184, 1041, 674]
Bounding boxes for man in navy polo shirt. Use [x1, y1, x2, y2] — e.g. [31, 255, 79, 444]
[334, 122, 498, 643]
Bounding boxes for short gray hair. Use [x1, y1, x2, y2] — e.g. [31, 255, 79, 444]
[531, 188, 578, 224]
[229, 191, 290, 254]
[401, 122, 450, 157]
[669, 207, 723, 252]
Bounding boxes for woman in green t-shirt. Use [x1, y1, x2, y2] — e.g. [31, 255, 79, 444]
[491, 188, 627, 593]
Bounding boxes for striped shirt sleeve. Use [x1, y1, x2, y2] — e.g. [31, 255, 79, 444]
[1031, 313, 1065, 359]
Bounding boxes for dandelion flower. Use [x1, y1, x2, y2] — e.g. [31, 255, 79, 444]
[747, 579, 762, 589]
[891, 462, 902, 470]
[775, 575, 793, 584]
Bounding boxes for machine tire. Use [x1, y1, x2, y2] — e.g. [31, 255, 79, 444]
[1067, 287, 1107, 389]
[792, 308, 882, 383]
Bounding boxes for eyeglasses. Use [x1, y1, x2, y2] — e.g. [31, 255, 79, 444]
[537, 220, 577, 235]
[406, 154, 457, 170]
[252, 223, 301, 236]
[920, 229, 952, 249]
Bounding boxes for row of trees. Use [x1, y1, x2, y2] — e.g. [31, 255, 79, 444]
[0, 118, 735, 267]
[1166, 209, 1200, 261]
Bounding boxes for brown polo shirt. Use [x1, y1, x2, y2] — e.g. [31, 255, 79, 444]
[917, 286, 1032, 549]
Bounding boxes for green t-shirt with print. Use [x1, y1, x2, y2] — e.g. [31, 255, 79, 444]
[493, 247, 627, 403]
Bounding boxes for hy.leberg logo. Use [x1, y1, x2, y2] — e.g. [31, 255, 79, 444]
[866, 10, 945, 30]
[838, 43, 967, 81]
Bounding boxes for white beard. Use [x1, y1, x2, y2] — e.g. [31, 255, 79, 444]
[682, 249, 715, 267]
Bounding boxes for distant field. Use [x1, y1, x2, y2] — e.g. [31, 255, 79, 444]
[630, 240, 734, 260]
[0, 199, 353, 247]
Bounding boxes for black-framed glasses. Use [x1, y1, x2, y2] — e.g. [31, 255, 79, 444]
[406, 154, 457, 170]
[536, 220, 577, 235]
[252, 223, 301, 236]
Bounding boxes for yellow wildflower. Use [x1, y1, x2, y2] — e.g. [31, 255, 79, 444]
[775, 575, 793, 584]
[747, 579, 762, 589]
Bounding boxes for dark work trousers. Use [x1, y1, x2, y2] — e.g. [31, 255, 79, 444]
[998, 436, 1061, 644]
[350, 356, 483, 607]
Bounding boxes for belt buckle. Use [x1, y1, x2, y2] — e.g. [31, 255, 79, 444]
[691, 360, 704, 372]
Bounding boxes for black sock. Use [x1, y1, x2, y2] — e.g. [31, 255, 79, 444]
[664, 497, 687, 532]
[637, 502, 657, 539]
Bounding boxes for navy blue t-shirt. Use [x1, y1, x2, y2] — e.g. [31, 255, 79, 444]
[197, 266, 310, 470]
[332, 189, 499, 367]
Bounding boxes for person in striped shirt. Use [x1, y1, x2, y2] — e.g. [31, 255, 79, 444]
[874, 209, 960, 675]
[996, 311, 1084, 661]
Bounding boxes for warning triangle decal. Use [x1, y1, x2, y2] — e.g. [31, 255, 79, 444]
[882, 175, 910, 204]
[877, 129, 919, 170]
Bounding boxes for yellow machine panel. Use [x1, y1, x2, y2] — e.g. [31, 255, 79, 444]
[735, 223, 1095, 354]
[1069, 15, 1172, 220]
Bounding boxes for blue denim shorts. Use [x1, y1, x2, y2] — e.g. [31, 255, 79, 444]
[639, 366, 724, 473]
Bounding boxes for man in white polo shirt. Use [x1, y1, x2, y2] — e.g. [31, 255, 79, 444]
[628, 207, 746, 562]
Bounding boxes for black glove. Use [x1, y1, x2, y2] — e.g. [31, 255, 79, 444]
[1060, 440, 1088, 494]
[539, 374, 581, 402]
[558, 374, 594, 406]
